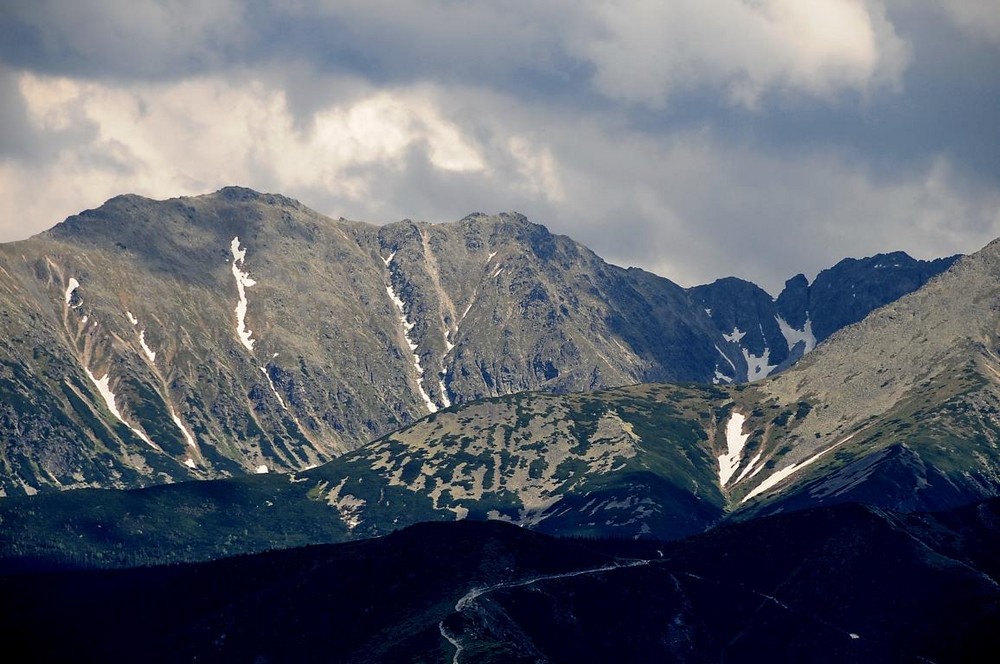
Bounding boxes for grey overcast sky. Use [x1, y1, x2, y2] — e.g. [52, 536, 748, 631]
[1, 0, 998, 293]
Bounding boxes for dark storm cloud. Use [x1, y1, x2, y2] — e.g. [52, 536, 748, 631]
[0, 0, 997, 292]
[2, 1, 994, 177]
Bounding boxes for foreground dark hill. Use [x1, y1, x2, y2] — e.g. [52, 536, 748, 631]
[0, 187, 953, 495]
[3, 499, 997, 663]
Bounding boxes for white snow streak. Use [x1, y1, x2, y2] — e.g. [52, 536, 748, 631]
[382, 251, 396, 266]
[259, 366, 288, 410]
[742, 433, 858, 503]
[715, 345, 737, 372]
[438, 374, 452, 408]
[126, 311, 138, 325]
[171, 411, 196, 447]
[776, 315, 817, 354]
[487, 251, 497, 262]
[718, 412, 750, 486]
[439, 323, 454, 408]
[230, 236, 257, 352]
[386, 281, 438, 413]
[734, 452, 762, 484]
[138, 330, 156, 363]
[85, 369, 124, 422]
[84, 368, 158, 450]
[65, 278, 81, 307]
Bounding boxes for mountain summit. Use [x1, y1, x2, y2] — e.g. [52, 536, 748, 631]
[0, 188, 955, 495]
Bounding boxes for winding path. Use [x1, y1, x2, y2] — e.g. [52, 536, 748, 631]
[440, 559, 650, 663]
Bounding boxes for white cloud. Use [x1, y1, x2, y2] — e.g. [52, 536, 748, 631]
[935, 0, 1000, 44]
[4, 69, 998, 295]
[1, 72, 489, 239]
[574, 0, 909, 107]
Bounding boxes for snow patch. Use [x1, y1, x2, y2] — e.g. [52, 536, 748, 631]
[734, 452, 762, 484]
[718, 412, 750, 486]
[230, 237, 257, 352]
[259, 366, 288, 410]
[776, 315, 816, 354]
[171, 411, 196, 447]
[184, 458, 196, 469]
[85, 368, 158, 450]
[138, 330, 156, 363]
[85, 369, 125, 422]
[704, 308, 712, 316]
[65, 278, 81, 307]
[487, 251, 497, 262]
[723, 327, 746, 343]
[742, 347, 777, 381]
[742, 432, 858, 503]
[255, 464, 269, 474]
[385, 281, 438, 413]
[126, 311, 138, 325]
[492, 266, 504, 278]
[438, 373, 452, 408]
[713, 370, 732, 385]
[444, 324, 455, 353]
[382, 251, 396, 266]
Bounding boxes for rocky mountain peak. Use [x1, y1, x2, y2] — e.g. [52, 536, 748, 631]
[0, 189, 963, 496]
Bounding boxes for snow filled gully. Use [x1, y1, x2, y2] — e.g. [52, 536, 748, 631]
[84, 369, 160, 452]
[718, 412, 750, 487]
[383, 252, 438, 413]
[231, 236, 257, 352]
[742, 432, 859, 504]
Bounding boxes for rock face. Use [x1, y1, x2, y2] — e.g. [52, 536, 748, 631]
[0, 188, 954, 495]
[690, 251, 959, 382]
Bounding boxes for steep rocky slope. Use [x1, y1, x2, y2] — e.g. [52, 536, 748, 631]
[690, 251, 958, 380]
[0, 187, 945, 495]
[2, 231, 997, 566]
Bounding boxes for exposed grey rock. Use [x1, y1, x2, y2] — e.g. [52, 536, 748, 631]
[0, 188, 954, 495]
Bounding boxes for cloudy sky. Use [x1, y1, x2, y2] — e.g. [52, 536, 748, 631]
[1, 0, 998, 293]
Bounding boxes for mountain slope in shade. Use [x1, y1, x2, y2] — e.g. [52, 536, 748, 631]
[0, 187, 949, 496]
[690, 250, 959, 382]
[2, 500, 997, 663]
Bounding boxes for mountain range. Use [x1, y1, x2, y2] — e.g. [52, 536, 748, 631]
[0, 187, 954, 496]
[2, 187, 996, 661]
